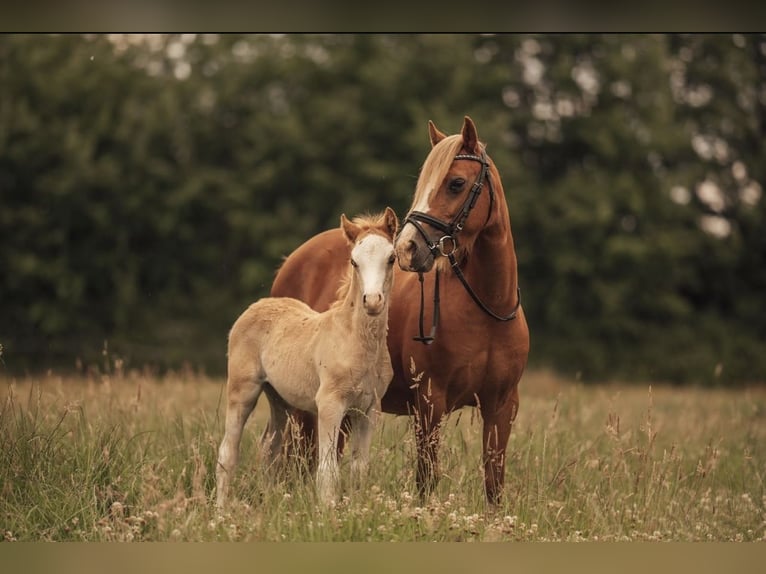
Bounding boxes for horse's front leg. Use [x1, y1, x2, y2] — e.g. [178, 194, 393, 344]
[412, 385, 446, 500]
[479, 384, 519, 505]
[315, 388, 347, 504]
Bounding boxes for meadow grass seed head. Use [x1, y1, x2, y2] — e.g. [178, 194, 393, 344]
[110, 501, 124, 517]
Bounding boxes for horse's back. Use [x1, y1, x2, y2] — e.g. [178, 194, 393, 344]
[271, 228, 349, 311]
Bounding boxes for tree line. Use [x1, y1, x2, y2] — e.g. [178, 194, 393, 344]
[1, 34, 764, 384]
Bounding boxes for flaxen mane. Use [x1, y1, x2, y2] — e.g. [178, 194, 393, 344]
[412, 134, 489, 272]
[411, 135, 465, 210]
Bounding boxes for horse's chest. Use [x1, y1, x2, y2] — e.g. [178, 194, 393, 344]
[390, 312, 516, 404]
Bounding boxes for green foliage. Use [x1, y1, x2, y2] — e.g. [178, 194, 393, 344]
[0, 34, 764, 383]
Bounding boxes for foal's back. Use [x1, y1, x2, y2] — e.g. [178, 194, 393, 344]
[228, 297, 323, 413]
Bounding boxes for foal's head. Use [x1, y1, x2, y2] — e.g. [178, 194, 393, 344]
[395, 116, 494, 273]
[340, 207, 398, 316]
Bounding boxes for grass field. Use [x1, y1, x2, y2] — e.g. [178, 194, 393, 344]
[1, 366, 764, 542]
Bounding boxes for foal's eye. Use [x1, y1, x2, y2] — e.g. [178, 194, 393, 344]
[350, 258, 358, 268]
[388, 254, 396, 265]
[448, 178, 466, 193]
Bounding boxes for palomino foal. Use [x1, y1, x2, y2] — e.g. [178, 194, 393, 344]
[216, 208, 398, 508]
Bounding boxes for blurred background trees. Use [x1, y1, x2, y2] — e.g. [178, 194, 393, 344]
[1, 33, 764, 384]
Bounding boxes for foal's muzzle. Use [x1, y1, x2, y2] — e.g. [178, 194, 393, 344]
[363, 292, 385, 315]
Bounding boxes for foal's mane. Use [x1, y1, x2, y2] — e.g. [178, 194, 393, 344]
[330, 211, 392, 308]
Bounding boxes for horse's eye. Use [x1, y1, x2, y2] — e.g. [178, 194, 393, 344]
[350, 258, 358, 268]
[448, 178, 466, 193]
[388, 254, 396, 265]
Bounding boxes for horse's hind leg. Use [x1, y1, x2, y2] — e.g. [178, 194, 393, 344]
[480, 385, 519, 505]
[261, 383, 291, 470]
[264, 398, 319, 476]
[216, 371, 263, 510]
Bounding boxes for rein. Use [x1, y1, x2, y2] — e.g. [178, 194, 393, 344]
[413, 269, 440, 344]
[405, 151, 521, 344]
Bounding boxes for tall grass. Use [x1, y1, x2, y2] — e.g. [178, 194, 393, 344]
[1, 368, 764, 541]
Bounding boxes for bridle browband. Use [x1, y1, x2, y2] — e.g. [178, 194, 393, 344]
[403, 150, 522, 344]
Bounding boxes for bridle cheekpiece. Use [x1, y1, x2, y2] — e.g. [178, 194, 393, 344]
[403, 152, 491, 259]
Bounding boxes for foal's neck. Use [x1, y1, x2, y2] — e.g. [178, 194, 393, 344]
[336, 270, 388, 342]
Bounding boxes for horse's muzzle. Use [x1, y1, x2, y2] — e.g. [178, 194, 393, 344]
[394, 227, 436, 273]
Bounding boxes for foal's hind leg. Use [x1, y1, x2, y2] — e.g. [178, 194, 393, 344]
[216, 372, 263, 510]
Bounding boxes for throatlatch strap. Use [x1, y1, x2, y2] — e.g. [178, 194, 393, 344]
[448, 252, 521, 322]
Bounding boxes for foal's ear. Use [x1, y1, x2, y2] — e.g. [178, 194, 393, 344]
[428, 120, 447, 147]
[381, 206, 399, 240]
[461, 115, 480, 154]
[340, 213, 361, 244]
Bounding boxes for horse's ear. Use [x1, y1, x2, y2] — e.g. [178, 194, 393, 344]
[340, 214, 361, 244]
[428, 120, 447, 147]
[381, 206, 399, 240]
[461, 115, 480, 154]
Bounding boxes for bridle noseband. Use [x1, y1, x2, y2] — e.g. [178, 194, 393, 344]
[402, 150, 522, 344]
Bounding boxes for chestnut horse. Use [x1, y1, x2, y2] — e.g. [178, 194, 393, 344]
[271, 116, 529, 503]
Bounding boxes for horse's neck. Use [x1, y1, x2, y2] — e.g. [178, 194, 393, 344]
[465, 188, 520, 305]
[334, 273, 388, 346]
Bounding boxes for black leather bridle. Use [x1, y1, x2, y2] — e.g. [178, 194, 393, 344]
[403, 150, 522, 344]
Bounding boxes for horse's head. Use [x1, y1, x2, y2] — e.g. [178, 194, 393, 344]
[395, 116, 494, 273]
[340, 207, 399, 316]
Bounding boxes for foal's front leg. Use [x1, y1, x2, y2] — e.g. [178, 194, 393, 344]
[348, 403, 379, 487]
[315, 389, 346, 504]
